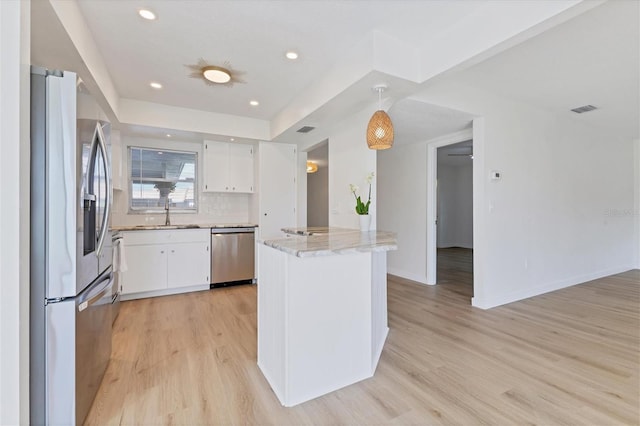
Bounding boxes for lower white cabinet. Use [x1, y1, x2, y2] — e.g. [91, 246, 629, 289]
[124, 244, 168, 294]
[121, 229, 210, 298]
[167, 242, 210, 288]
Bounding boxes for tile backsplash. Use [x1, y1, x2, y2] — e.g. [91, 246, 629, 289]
[112, 190, 252, 226]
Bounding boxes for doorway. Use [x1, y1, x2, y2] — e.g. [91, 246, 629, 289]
[426, 130, 475, 287]
[306, 142, 328, 227]
[435, 140, 474, 286]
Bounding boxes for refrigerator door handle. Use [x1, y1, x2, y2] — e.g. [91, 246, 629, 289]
[78, 272, 113, 312]
[94, 122, 111, 257]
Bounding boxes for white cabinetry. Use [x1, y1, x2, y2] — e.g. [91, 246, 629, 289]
[258, 142, 297, 239]
[121, 229, 210, 299]
[123, 244, 167, 293]
[110, 129, 124, 191]
[203, 140, 254, 193]
[167, 241, 210, 288]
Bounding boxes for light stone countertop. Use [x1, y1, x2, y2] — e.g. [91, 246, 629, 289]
[113, 223, 258, 231]
[260, 228, 397, 258]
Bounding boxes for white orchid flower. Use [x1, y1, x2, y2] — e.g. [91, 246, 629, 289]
[365, 172, 375, 184]
[349, 184, 359, 194]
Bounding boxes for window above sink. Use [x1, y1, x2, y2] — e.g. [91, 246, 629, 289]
[129, 147, 197, 213]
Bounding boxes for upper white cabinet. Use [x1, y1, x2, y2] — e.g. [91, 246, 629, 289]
[202, 140, 254, 193]
[110, 129, 124, 191]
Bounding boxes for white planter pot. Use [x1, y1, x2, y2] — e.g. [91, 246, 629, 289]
[358, 214, 371, 232]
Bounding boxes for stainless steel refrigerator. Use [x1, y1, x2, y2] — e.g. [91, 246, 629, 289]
[30, 67, 115, 425]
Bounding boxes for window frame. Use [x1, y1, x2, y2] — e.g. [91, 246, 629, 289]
[127, 146, 199, 214]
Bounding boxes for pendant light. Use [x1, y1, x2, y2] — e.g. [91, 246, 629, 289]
[366, 84, 394, 150]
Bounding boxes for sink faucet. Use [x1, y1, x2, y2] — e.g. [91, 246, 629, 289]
[164, 198, 171, 226]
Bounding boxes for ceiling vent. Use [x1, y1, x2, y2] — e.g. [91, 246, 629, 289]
[296, 126, 315, 133]
[571, 105, 597, 114]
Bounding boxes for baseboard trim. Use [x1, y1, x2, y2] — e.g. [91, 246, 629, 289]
[387, 268, 429, 285]
[472, 264, 635, 310]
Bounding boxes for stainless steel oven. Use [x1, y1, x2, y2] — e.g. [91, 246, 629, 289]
[210, 227, 255, 287]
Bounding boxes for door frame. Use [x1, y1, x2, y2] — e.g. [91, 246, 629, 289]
[426, 118, 484, 294]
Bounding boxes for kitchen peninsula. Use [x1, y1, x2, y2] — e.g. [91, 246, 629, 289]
[257, 227, 397, 407]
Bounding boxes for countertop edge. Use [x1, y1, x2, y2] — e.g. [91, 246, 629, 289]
[260, 229, 398, 258]
[113, 223, 258, 231]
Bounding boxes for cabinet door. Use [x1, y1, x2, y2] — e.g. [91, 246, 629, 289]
[202, 141, 229, 192]
[167, 242, 210, 288]
[228, 143, 254, 193]
[110, 132, 123, 191]
[121, 245, 168, 294]
[258, 142, 297, 239]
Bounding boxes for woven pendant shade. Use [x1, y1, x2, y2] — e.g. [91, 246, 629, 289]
[366, 110, 394, 150]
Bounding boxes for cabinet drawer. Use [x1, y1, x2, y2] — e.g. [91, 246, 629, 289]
[123, 229, 209, 246]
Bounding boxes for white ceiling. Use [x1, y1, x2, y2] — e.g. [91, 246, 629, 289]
[31, 1, 639, 144]
[389, 99, 473, 146]
[442, 0, 639, 140]
[75, 0, 486, 121]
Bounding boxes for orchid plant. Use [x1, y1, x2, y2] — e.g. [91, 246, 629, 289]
[349, 172, 375, 215]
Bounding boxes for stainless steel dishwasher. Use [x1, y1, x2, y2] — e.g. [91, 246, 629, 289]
[210, 227, 255, 287]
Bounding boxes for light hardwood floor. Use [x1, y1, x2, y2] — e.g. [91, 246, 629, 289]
[86, 263, 639, 425]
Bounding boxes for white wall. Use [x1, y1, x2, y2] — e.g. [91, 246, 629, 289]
[378, 142, 428, 283]
[307, 166, 329, 227]
[297, 151, 307, 227]
[112, 136, 253, 226]
[328, 108, 378, 229]
[0, 0, 30, 423]
[437, 162, 473, 248]
[635, 139, 640, 268]
[414, 81, 636, 308]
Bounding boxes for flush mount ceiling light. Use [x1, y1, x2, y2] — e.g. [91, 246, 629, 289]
[306, 161, 318, 173]
[285, 51, 299, 60]
[150, 82, 163, 89]
[203, 66, 231, 83]
[186, 58, 245, 87]
[138, 9, 156, 20]
[249, 100, 259, 106]
[366, 84, 394, 150]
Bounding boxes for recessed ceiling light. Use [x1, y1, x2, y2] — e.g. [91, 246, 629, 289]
[230, 138, 235, 142]
[166, 134, 171, 138]
[150, 82, 162, 89]
[138, 9, 156, 20]
[157, 151, 163, 155]
[249, 100, 259, 106]
[285, 51, 298, 60]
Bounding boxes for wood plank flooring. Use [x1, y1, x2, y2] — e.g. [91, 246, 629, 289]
[85, 261, 639, 425]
